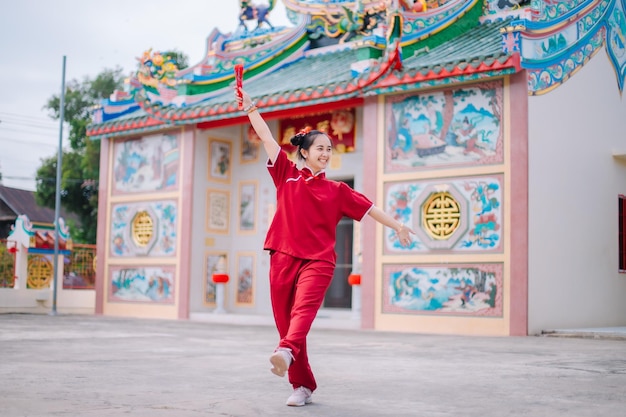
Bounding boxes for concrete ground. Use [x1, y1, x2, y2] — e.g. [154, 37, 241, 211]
[1, 313, 625, 417]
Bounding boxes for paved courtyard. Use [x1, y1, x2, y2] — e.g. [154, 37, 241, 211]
[1, 313, 624, 417]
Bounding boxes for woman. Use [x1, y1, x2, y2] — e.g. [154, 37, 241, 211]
[236, 89, 415, 407]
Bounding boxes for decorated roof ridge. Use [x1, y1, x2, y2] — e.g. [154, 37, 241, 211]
[180, 22, 305, 66]
[508, 0, 624, 94]
[282, 0, 463, 19]
[517, 23, 603, 70]
[87, 93, 366, 140]
[604, 0, 626, 92]
[177, 23, 309, 82]
[480, 3, 533, 24]
[398, 0, 481, 47]
[283, 0, 387, 14]
[87, 20, 519, 140]
[528, 25, 605, 95]
[521, 0, 606, 33]
[529, 0, 594, 24]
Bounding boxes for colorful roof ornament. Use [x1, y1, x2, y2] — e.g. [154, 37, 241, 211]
[238, 0, 279, 33]
[505, 0, 626, 94]
[605, 0, 626, 92]
[134, 49, 181, 106]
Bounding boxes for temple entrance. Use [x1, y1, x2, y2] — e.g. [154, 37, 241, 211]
[323, 179, 355, 309]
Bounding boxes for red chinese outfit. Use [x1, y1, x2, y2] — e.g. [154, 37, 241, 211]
[265, 149, 373, 392]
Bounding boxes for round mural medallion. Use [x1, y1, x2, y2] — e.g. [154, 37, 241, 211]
[132, 211, 154, 247]
[422, 191, 461, 240]
[27, 254, 53, 289]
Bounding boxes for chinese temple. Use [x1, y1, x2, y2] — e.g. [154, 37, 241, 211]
[87, 0, 626, 335]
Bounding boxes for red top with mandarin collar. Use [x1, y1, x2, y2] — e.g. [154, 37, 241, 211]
[264, 150, 373, 264]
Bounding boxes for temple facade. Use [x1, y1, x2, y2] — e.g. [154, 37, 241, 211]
[87, 0, 626, 335]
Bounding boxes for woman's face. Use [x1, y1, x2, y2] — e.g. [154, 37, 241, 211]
[301, 134, 332, 173]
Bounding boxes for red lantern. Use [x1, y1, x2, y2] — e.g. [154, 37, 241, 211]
[348, 274, 361, 286]
[212, 273, 230, 284]
[7, 246, 18, 254]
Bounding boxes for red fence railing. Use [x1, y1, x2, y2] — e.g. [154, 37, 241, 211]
[63, 244, 97, 289]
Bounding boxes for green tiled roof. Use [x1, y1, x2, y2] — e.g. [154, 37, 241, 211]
[404, 20, 510, 69]
[246, 48, 359, 98]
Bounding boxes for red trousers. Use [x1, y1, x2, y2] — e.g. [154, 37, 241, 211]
[269, 251, 334, 392]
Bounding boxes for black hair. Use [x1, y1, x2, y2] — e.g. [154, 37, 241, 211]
[290, 129, 331, 161]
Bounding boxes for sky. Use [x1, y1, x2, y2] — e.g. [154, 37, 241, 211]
[0, 0, 291, 191]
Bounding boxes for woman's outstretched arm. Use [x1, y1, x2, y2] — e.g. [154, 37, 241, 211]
[367, 206, 415, 247]
[237, 89, 281, 164]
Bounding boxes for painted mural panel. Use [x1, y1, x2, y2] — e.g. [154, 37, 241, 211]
[530, 0, 590, 23]
[204, 252, 227, 306]
[384, 175, 503, 254]
[238, 181, 257, 234]
[235, 252, 255, 306]
[110, 200, 177, 257]
[112, 134, 179, 194]
[109, 265, 175, 303]
[383, 263, 503, 316]
[385, 82, 503, 173]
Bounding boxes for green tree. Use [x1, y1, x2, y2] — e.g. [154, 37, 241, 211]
[37, 49, 189, 243]
[36, 67, 126, 243]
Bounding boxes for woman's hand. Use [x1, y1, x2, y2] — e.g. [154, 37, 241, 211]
[366, 207, 416, 247]
[395, 223, 415, 247]
[235, 88, 253, 110]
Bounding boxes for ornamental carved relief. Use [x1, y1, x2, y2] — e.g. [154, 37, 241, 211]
[422, 191, 461, 240]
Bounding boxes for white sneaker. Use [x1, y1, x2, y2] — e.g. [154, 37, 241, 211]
[286, 386, 312, 407]
[269, 347, 293, 377]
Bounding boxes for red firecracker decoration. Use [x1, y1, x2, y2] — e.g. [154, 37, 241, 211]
[234, 64, 244, 109]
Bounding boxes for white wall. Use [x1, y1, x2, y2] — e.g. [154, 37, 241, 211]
[528, 50, 626, 333]
[188, 124, 273, 315]
[0, 253, 94, 314]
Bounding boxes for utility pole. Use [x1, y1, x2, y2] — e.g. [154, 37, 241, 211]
[51, 56, 66, 316]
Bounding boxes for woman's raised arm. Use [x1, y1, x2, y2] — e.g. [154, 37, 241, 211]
[237, 89, 281, 164]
